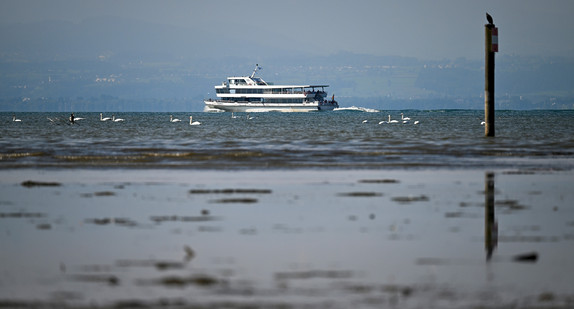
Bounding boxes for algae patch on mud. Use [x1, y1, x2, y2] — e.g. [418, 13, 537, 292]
[21, 180, 61, 187]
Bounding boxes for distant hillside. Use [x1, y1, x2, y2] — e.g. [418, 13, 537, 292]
[1, 18, 573, 111]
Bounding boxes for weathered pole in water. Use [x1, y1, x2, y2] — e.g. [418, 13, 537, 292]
[485, 13, 497, 137]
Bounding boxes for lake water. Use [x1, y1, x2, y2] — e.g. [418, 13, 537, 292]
[2, 109, 574, 170]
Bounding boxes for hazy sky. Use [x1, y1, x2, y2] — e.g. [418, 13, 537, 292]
[2, 0, 574, 60]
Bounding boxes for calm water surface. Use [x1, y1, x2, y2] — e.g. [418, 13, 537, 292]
[2, 110, 574, 170]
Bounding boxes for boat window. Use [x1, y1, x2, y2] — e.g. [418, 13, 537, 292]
[252, 77, 267, 85]
[264, 99, 304, 104]
[234, 89, 264, 94]
[229, 79, 248, 85]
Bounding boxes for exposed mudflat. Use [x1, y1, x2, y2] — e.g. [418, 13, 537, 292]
[1, 169, 573, 308]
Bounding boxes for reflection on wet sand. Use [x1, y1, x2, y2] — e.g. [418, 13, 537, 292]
[485, 172, 540, 264]
[485, 172, 497, 261]
[0, 169, 572, 308]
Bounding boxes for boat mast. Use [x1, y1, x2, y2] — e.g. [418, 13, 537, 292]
[250, 64, 262, 78]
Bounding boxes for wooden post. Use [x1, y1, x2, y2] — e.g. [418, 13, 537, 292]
[485, 21, 496, 137]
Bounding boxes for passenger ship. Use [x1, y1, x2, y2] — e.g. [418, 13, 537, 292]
[204, 65, 338, 112]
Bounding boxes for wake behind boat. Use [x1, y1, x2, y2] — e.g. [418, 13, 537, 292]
[204, 65, 338, 112]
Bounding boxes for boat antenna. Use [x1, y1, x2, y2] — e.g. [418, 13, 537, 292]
[250, 64, 262, 78]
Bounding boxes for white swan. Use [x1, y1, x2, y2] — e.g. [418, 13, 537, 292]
[112, 115, 124, 122]
[12, 115, 21, 122]
[388, 115, 399, 123]
[414, 120, 420, 125]
[170, 115, 181, 122]
[231, 112, 238, 119]
[189, 116, 201, 125]
[100, 113, 111, 121]
[246, 114, 254, 120]
[70, 114, 84, 123]
[362, 120, 368, 123]
[401, 113, 411, 124]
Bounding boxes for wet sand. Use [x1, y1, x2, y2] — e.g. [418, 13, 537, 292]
[1, 168, 573, 308]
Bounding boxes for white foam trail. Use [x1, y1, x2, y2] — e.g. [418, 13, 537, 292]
[203, 106, 225, 113]
[334, 106, 380, 113]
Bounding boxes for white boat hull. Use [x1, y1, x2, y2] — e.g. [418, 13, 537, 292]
[204, 100, 338, 112]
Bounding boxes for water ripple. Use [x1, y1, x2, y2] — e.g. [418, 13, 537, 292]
[2, 110, 573, 170]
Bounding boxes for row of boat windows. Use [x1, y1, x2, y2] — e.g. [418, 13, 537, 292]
[216, 89, 326, 95]
[217, 89, 264, 94]
[220, 98, 304, 103]
[228, 78, 267, 86]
